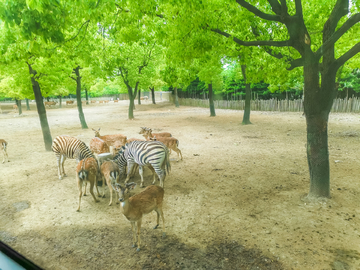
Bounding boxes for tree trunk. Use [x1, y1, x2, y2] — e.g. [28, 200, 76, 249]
[208, 83, 216, 117]
[17, 99, 22, 115]
[174, 87, 179, 107]
[25, 98, 30, 110]
[241, 65, 252, 125]
[138, 88, 141, 105]
[73, 66, 88, 129]
[59, 96, 62, 108]
[149, 86, 156, 104]
[28, 63, 53, 151]
[303, 51, 333, 198]
[85, 89, 89, 105]
[127, 85, 135, 119]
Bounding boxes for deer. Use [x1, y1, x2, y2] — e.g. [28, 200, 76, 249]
[44, 101, 57, 108]
[144, 130, 183, 161]
[13, 104, 18, 113]
[75, 157, 101, 212]
[100, 161, 120, 206]
[0, 139, 9, 163]
[92, 128, 127, 148]
[113, 182, 166, 251]
[90, 137, 110, 155]
[66, 100, 74, 105]
[139, 127, 172, 138]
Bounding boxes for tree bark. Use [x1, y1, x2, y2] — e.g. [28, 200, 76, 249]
[27, 63, 53, 151]
[59, 96, 62, 108]
[16, 99, 22, 115]
[149, 86, 156, 104]
[73, 66, 88, 129]
[241, 65, 252, 125]
[174, 87, 179, 107]
[208, 83, 216, 117]
[138, 88, 141, 105]
[127, 85, 135, 119]
[85, 89, 89, 105]
[25, 98, 30, 110]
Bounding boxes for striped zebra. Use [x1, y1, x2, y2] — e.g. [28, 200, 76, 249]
[114, 141, 171, 188]
[52, 135, 94, 180]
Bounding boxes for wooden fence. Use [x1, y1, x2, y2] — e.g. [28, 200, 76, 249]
[178, 97, 360, 113]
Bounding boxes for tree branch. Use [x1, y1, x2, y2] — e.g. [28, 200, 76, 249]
[235, 0, 282, 22]
[211, 28, 290, 47]
[333, 42, 360, 71]
[268, 0, 282, 15]
[316, 13, 360, 60]
[295, 0, 303, 17]
[287, 58, 304, 70]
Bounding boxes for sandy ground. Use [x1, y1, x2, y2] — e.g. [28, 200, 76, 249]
[0, 100, 360, 270]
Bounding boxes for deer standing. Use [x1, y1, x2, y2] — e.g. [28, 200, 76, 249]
[113, 182, 166, 251]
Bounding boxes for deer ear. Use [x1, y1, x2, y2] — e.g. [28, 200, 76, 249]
[92, 128, 95, 131]
[126, 182, 137, 190]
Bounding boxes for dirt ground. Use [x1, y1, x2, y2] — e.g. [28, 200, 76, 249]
[1, 100, 360, 270]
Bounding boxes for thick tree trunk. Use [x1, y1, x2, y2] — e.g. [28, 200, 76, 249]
[174, 87, 179, 107]
[25, 98, 30, 110]
[149, 86, 156, 104]
[28, 63, 53, 151]
[208, 83, 216, 117]
[17, 99, 22, 115]
[303, 51, 333, 198]
[73, 66, 88, 129]
[241, 65, 252, 125]
[59, 96, 62, 108]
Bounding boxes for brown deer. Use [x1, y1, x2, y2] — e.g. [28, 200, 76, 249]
[66, 100, 74, 105]
[113, 182, 166, 251]
[92, 128, 127, 148]
[75, 157, 101, 212]
[139, 127, 171, 138]
[13, 104, 18, 113]
[90, 137, 110, 154]
[100, 161, 120, 206]
[144, 130, 183, 161]
[0, 139, 9, 163]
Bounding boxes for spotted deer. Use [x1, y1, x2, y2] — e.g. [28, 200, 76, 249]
[113, 182, 165, 251]
[139, 127, 171, 138]
[92, 128, 127, 148]
[90, 137, 110, 155]
[144, 130, 183, 161]
[0, 139, 9, 163]
[75, 157, 101, 212]
[100, 161, 120, 206]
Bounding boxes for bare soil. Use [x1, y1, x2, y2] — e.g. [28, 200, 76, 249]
[1, 101, 360, 270]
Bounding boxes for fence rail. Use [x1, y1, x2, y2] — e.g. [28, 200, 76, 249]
[178, 97, 360, 113]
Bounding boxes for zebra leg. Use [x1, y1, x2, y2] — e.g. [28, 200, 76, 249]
[56, 155, 62, 180]
[125, 161, 136, 184]
[148, 166, 156, 185]
[60, 155, 67, 177]
[158, 170, 166, 188]
[138, 166, 145, 188]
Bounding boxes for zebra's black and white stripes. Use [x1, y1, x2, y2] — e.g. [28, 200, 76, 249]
[52, 135, 94, 180]
[114, 141, 171, 188]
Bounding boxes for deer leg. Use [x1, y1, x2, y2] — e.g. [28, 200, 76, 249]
[130, 222, 137, 248]
[2, 150, 5, 163]
[154, 209, 160, 229]
[160, 207, 166, 237]
[101, 176, 106, 198]
[136, 219, 142, 252]
[89, 178, 100, 203]
[108, 178, 113, 206]
[138, 166, 145, 188]
[83, 181, 87, 196]
[176, 148, 183, 161]
[76, 179, 83, 212]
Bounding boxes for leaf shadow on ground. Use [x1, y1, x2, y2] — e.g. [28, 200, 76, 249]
[2, 225, 286, 270]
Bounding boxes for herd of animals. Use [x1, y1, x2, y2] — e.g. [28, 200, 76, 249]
[0, 126, 181, 251]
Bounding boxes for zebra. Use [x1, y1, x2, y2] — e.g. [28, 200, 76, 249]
[52, 135, 94, 180]
[114, 141, 171, 188]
